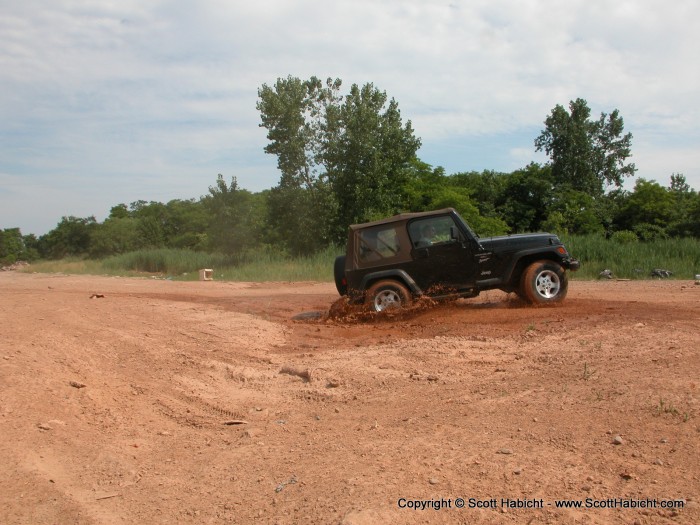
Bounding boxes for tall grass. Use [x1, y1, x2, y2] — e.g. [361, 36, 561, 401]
[563, 234, 700, 279]
[213, 245, 341, 281]
[24, 246, 343, 281]
[101, 248, 236, 276]
[21, 238, 700, 281]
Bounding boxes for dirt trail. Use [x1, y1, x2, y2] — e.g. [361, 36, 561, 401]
[1, 272, 699, 524]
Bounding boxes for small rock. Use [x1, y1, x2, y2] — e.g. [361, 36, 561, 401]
[37, 423, 51, 431]
[497, 448, 513, 455]
[69, 381, 86, 389]
[613, 435, 624, 445]
[653, 458, 663, 466]
[429, 478, 439, 485]
[513, 468, 522, 475]
[660, 438, 669, 443]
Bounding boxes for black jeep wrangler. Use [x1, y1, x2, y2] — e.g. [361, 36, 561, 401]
[334, 208, 580, 312]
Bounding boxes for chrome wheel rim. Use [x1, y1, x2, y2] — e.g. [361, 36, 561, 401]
[535, 270, 561, 299]
[374, 289, 402, 311]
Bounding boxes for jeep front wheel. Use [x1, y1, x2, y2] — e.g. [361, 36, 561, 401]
[366, 280, 412, 312]
[520, 260, 568, 304]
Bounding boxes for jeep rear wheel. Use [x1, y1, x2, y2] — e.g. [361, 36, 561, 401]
[520, 260, 568, 304]
[334, 256, 348, 295]
[366, 280, 412, 312]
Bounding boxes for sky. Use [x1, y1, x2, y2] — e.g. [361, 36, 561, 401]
[2, 0, 699, 236]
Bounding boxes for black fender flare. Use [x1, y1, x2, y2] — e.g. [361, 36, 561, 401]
[357, 270, 422, 297]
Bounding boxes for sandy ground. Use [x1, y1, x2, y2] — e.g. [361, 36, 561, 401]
[1, 271, 699, 525]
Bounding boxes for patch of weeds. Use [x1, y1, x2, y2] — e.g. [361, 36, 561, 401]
[656, 398, 679, 416]
[525, 322, 536, 332]
[582, 362, 596, 380]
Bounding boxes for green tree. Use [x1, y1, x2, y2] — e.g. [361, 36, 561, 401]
[667, 173, 698, 237]
[128, 199, 209, 250]
[89, 217, 142, 257]
[0, 228, 25, 264]
[499, 163, 555, 232]
[38, 216, 97, 259]
[545, 190, 604, 235]
[257, 76, 341, 252]
[449, 170, 508, 220]
[535, 98, 635, 196]
[257, 76, 421, 248]
[323, 82, 421, 239]
[257, 76, 341, 189]
[203, 175, 265, 256]
[163, 199, 209, 250]
[615, 179, 674, 236]
[266, 183, 336, 255]
[403, 162, 508, 235]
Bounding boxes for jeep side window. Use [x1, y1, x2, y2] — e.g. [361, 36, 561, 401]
[409, 217, 460, 248]
[358, 225, 402, 262]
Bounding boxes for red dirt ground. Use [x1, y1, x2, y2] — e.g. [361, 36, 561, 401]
[1, 272, 699, 524]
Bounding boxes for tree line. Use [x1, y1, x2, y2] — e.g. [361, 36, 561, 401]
[2, 81, 699, 265]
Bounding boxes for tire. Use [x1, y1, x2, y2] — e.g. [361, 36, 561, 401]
[334, 256, 347, 295]
[520, 260, 568, 304]
[366, 280, 412, 312]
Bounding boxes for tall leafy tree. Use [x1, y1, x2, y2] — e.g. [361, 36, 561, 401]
[257, 76, 341, 189]
[257, 77, 421, 248]
[257, 76, 341, 252]
[203, 175, 265, 256]
[323, 82, 421, 239]
[535, 98, 635, 196]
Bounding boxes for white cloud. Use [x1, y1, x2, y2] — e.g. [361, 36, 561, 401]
[1, 0, 699, 234]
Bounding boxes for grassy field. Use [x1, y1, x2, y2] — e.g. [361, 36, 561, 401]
[563, 235, 700, 280]
[21, 236, 700, 281]
[24, 246, 343, 282]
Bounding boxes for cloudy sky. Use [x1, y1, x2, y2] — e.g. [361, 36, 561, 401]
[2, 0, 699, 235]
